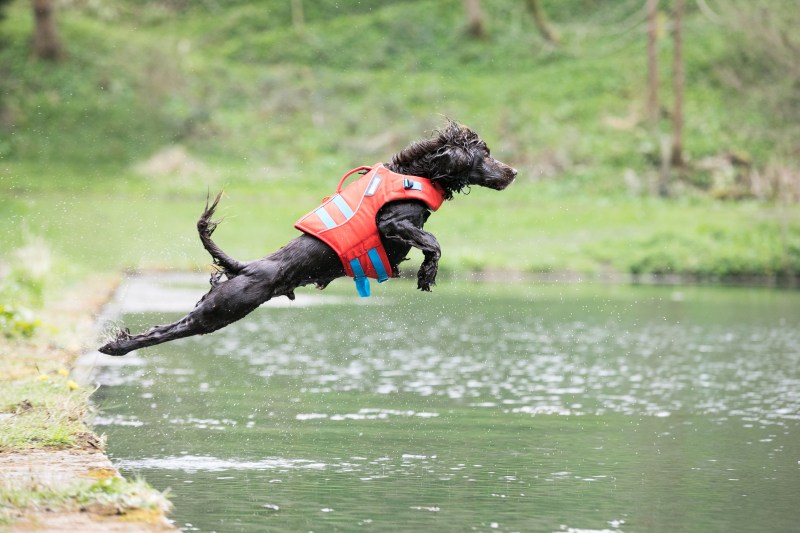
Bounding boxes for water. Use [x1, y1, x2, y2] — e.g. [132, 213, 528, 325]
[87, 275, 800, 532]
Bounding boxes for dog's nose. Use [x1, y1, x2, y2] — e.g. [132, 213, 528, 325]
[511, 168, 518, 178]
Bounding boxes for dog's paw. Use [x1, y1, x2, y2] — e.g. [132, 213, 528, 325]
[98, 343, 128, 356]
[98, 328, 133, 356]
[417, 262, 438, 292]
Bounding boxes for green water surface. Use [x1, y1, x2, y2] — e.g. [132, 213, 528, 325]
[91, 280, 800, 532]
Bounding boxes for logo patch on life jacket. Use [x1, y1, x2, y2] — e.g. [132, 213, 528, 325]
[365, 174, 382, 196]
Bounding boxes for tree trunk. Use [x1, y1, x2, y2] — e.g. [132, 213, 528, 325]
[646, 0, 659, 126]
[525, 0, 559, 46]
[291, 0, 305, 35]
[31, 0, 64, 61]
[670, 0, 685, 170]
[464, 0, 486, 39]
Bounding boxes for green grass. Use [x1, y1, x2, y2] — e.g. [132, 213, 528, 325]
[0, 370, 94, 452]
[0, 0, 786, 175]
[1, 0, 799, 279]
[3, 184, 798, 279]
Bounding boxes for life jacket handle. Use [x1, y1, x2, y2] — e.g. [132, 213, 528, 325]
[336, 166, 373, 194]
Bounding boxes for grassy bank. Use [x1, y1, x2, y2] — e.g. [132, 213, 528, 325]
[0, 278, 106, 452]
[0, 271, 173, 528]
[2, 473, 171, 529]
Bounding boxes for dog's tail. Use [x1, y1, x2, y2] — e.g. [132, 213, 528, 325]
[197, 191, 247, 277]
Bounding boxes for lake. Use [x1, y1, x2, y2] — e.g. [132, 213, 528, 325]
[85, 274, 800, 532]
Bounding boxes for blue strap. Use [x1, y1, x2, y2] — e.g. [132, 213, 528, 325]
[349, 258, 370, 297]
[366, 248, 390, 282]
[354, 277, 370, 297]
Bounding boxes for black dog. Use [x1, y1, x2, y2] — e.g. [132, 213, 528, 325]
[99, 122, 516, 356]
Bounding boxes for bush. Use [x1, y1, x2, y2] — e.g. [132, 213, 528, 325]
[0, 238, 53, 338]
[0, 304, 41, 338]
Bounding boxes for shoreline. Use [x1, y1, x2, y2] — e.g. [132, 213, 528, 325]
[0, 275, 176, 532]
[440, 268, 800, 289]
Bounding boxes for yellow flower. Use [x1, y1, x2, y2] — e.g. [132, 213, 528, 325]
[37, 374, 49, 381]
[58, 368, 69, 376]
[67, 380, 79, 390]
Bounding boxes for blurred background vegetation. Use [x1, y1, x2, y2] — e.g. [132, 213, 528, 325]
[1, 0, 800, 329]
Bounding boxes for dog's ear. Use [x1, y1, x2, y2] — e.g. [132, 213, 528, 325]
[432, 144, 472, 176]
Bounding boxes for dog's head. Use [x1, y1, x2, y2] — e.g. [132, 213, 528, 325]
[389, 121, 517, 200]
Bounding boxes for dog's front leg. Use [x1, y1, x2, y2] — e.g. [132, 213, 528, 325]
[380, 218, 441, 291]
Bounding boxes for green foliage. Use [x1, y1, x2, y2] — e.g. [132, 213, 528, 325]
[0, 304, 42, 339]
[0, 237, 57, 338]
[714, 0, 800, 147]
[0, 0, 11, 23]
[0, 0, 798, 279]
[0, 0, 787, 181]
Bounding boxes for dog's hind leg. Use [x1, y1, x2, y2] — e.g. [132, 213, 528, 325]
[197, 192, 247, 279]
[98, 269, 276, 356]
[99, 318, 205, 356]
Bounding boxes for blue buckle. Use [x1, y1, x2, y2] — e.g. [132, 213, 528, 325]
[403, 179, 423, 191]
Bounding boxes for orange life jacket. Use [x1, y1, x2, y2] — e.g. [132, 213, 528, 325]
[294, 164, 445, 297]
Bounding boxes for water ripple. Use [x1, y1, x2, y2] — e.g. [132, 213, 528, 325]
[210, 313, 800, 425]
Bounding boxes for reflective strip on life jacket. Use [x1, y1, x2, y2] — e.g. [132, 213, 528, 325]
[331, 195, 355, 219]
[314, 207, 337, 229]
[314, 194, 355, 229]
